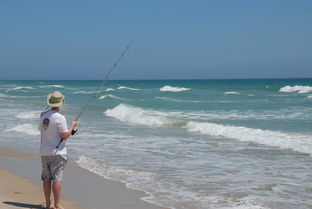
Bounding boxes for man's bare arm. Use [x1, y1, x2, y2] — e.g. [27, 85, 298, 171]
[60, 121, 78, 140]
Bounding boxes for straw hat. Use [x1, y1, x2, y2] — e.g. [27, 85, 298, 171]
[47, 91, 65, 107]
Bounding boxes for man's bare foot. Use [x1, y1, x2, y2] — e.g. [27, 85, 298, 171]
[54, 206, 65, 209]
[45, 200, 51, 209]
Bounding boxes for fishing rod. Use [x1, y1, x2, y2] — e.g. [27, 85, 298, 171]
[56, 41, 133, 148]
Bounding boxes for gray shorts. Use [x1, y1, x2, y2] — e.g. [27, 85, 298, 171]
[41, 155, 67, 182]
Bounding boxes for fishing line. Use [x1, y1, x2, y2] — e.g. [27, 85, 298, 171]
[55, 41, 133, 148]
[75, 41, 133, 121]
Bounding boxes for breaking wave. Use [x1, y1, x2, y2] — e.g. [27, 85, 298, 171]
[105, 88, 115, 92]
[117, 86, 139, 91]
[105, 104, 312, 155]
[5, 86, 35, 92]
[224, 92, 240, 95]
[99, 94, 127, 101]
[159, 85, 190, 92]
[185, 121, 312, 155]
[179, 109, 311, 120]
[39, 85, 65, 88]
[105, 104, 176, 127]
[279, 85, 312, 94]
[73, 90, 94, 94]
[155, 97, 202, 103]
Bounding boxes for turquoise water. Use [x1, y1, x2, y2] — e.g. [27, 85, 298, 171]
[0, 79, 312, 209]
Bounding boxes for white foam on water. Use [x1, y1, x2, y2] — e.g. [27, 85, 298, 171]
[5, 86, 35, 92]
[99, 94, 127, 101]
[155, 97, 202, 103]
[105, 104, 312, 155]
[224, 92, 240, 95]
[76, 156, 270, 209]
[105, 104, 176, 127]
[73, 90, 94, 94]
[268, 95, 289, 97]
[106, 104, 310, 125]
[181, 108, 311, 120]
[15, 111, 40, 119]
[216, 203, 270, 209]
[117, 86, 139, 91]
[185, 121, 312, 155]
[159, 85, 190, 92]
[307, 95, 312, 99]
[99, 95, 109, 100]
[279, 85, 312, 94]
[105, 88, 115, 92]
[39, 85, 65, 88]
[7, 124, 39, 136]
[123, 147, 179, 157]
[0, 94, 40, 99]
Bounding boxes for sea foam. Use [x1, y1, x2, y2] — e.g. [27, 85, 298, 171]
[155, 97, 202, 103]
[117, 86, 139, 91]
[224, 92, 240, 95]
[105, 104, 176, 127]
[15, 111, 40, 119]
[77, 155, 270, 209]
[105, 104, 312, 155]
[279, 85, 312, 94]
[7, 124, 39, 136]
[105, 88, 115, 92]
[5, 86, 35, 92]
[40, 85, 65, 88]
[185, 121, 312, 155]
[159, 85, 190, 92]
[77, 156, 265, 209]
[99, 94, 127, 101]
[73, 90, 94, 94]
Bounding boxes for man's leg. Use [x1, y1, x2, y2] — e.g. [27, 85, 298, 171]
[43, 180, 52, 209]
[52, 181, 63, 209]
[51, 155, 67, 209]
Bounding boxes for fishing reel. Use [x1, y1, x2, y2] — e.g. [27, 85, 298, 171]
[56, 128, 78, 148]
[71, 128, 78, 135]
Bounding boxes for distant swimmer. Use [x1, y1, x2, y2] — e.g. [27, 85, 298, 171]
[38, 91, 77, 209]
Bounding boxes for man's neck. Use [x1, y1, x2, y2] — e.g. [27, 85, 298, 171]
[51, 107, 60, 111]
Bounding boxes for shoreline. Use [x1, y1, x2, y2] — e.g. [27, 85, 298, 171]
[0, 146, 168, 209]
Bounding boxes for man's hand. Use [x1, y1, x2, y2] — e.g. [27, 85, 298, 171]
[60, 121, 78, 140]
[72, 121, 78, 128]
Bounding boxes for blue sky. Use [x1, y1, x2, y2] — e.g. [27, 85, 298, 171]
[0, 0, 311, 80]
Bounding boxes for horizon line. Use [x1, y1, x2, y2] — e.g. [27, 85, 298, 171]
[1, 77, 312, 81]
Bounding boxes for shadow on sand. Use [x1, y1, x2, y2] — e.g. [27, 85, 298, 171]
[3, 201, 45, 208]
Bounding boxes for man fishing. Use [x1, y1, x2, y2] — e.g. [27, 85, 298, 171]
[37, 42, 131, 209]
[38, 91, 78, 209]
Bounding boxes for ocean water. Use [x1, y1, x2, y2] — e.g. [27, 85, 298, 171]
[0, 79, 312, 209]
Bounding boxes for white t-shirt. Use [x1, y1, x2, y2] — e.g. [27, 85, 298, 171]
[38, 110, 68, 155]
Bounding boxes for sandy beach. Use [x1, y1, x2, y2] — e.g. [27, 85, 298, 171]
[0, 146, 167, 209]
[0, 169, 80, 209]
